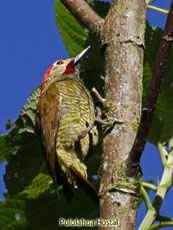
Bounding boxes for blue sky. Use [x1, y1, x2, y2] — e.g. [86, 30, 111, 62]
[0, 0, 171, 229]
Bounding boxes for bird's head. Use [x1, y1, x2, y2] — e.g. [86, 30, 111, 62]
[41, 46, 90, 94]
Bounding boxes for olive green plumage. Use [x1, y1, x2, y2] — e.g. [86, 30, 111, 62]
[36, 50, 98, 199]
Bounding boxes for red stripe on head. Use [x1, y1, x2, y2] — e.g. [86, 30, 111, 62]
[41, 64, 53, 93]
[63, 61, 75, 74]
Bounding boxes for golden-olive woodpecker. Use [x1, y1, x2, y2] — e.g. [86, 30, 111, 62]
[36, 47, 98, 200]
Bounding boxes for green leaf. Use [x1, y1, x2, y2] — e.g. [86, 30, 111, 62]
[0, 193, 26, 230]
[54, 0, 110, 94]
[26, 191, 98, 230]
[4, 131, 45, 197]
[0, 135, 6, 164]
[54, 0, 109, 57]
[55, 0, 87, 57]
[2, 88, 46, 197]
[0, 127, 22, 166]
[0, 190, 98, 230]
[54, 0, 109, 63]
[144, 22, 173, 144]
[6, 118, 14, 130]
[20, 173, 52, 199]
[17, 87, 41, 134]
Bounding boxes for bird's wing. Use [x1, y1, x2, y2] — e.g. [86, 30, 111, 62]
[36, 84, 61, 197]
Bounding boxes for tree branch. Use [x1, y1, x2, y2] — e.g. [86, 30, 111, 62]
[129, 1, 173, 166]
[60, 0, 104, 32]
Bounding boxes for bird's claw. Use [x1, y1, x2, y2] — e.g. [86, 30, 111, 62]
[78, 87, 124, 140]
[78, 121, 96, 140]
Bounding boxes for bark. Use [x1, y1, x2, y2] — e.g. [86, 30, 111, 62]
[61, 0, 104, 31]
[99, 1, 145, 229]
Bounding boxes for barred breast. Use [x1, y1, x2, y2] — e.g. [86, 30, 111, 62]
[55, 79, 96, 158]
[54, 78, 97, 188]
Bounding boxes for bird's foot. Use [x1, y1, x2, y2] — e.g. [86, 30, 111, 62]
[78, 107, 123, 140]
[78, 122, 97, 140]
[78, 87, 123, 140]
[94, 106, 123, 134]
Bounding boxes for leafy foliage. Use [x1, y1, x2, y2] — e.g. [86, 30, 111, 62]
[18, 87, 40, 134]
[0, 135, 6, 164]
[144, 22, 173, 145]
[0, 193, 26, 230]
[0, 0, 173, 229]
[54, 0, 109, 93]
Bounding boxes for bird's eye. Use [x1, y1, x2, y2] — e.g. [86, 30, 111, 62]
[56, 60, 64, 65]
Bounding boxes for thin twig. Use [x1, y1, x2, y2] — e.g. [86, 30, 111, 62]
[129, 1, 173, 166]
[142, 182, 157, 191]
[147, 5, 169, 15]
[157, 143, 167, 165]
[147, 222, 173, 230]
[92, 87, 106, 104]
[141, 185, 154, 210]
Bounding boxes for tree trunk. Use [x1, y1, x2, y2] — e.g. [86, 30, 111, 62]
[99, 1, 146, 229]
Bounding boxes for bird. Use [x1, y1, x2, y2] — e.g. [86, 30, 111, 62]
[36, 46, 98, 201]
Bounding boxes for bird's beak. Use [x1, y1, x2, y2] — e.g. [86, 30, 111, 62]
[73, 46, 90, 64]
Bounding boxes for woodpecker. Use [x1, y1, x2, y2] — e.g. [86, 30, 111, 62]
[36, 47, 98, 200]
